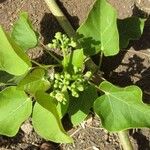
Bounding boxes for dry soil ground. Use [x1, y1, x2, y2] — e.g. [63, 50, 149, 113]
[0, 0, 150, 150]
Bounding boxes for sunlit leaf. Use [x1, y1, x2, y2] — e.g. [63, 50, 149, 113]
[94, 81, 150, 131]
[32, 92, 73, 143]
[77, 0, 119, 56]
[11, 12, 38, 51]
[0, 86, 32, 136]
[0, 26, 31, 75]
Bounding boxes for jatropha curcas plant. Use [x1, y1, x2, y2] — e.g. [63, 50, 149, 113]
[0, 0, 149, 149]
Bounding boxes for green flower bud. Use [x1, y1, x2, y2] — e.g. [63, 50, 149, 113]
[72, 91, 79, 98]
[72, 74, 78, 80]
[62, 34, 67, 39]
[54, 74, 60, 79]
[48, 43, 53, 49]
[77, 85, 84, 91]
[65, 73, 71, 79]
[54, 83, 58, 88]
[59, 84, 63, 89]
[52, 39, 57, 43]
[50, 92, 55, 97]
[73, 66, 78, 73]
[71, 83, 76, 89]
[60, 75, 64, 79]
[62, 85, 67, 92]
[54, 80, 59, 84]
[64, 81, 69, 85]
[69, 40, 77, 47]
[55, 32, 62, 40]
[55, 92, 64, 102]
[84, 71, 92, 79]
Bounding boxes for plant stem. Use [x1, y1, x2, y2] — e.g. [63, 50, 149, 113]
[118, 131, 133, 150]
[43, 0, 76, 37]
[40, 42, 62, 64]
[31, 60, 60, 69]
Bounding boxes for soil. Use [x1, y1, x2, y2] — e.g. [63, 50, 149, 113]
[0, 0, 150, 150]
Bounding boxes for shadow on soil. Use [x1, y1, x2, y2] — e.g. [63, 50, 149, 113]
[130, 129, 150, 150]
[132, 5, 150, 51]
[0, 130, 24, 148]
[0, 0, 7, 3]
[40, 13, 63, 45]
[40, 0, 79, 45]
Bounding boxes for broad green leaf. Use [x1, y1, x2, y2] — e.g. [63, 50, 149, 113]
[118, 17, 145, 48]
[77, 0, 119, 56]
[94, 81, 150, 132]
[68, 85, 97, 126]
[11, 12, 38, 51]
[17, 68, 50, 95]
[63, 49, 85, 72]
[71, 49, 84, 68]
[0, 26, 31, 75]
[32, 92, 72, 143]
[57, 91, 69, 118]
[0, 86, 32, 136]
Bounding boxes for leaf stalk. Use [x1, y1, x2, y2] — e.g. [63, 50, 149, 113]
[118, 130, 133, 150]
[43, 0, 76, 37]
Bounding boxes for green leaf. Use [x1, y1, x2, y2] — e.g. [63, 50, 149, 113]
[32, 92, 73, 143]
[118, 17, 145, 48]
[68, 85, 97, 126]
[94, 81, 150, 132]
[17, 68, 50, 95]
[11, 12, 38, 51]
[71, 49, 85, 68]
[77, 0, 119, 56]
[0, 26, 31, 75]
[0, 86, 32, 136]
[64, 49, 85, 72]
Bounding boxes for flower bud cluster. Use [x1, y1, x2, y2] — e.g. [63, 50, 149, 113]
[50, 67, 92, 104]
[48, 32, 77, 54]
